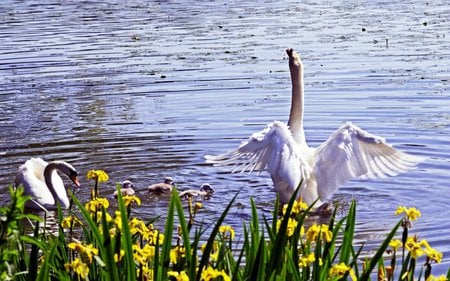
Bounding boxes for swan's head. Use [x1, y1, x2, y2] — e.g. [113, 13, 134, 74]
[164, 177, 175, 185]
[200, 183, 214, 195]
[54, 161, 80, 187]
[286, 48, 302, 68]
[114, 180, 135, 198]
[122, 180, 134, 189]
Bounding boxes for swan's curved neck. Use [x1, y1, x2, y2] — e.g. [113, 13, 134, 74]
[44, 162, 63, 204]
[287, 59, 306, 145]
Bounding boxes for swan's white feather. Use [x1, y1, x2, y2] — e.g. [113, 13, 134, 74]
[206, 121, 311, 202]
[313, 122, 424, 201]
[15, 158, 70, 209]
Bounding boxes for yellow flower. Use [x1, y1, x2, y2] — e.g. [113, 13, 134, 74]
[68, 241, 99, 264]
[299, 253, 315, 267]
[137, 264, 154, 280]
[170, 246, 186, 264]
[144, 227, 164, 245]
[306, 224, 320, 242]
[168, 271, 190, 281]
[133, 244, 147, 265]
[405, 236, 424, 259]
[426, 247, 443, 263]
[286, 218, 298, 237]
[129, 217, 149, 236]
[426, 275, 448, 281]
[133, 243, 156, 265]
[114, 249, 125, 262]
[194, 202, 203, 214]
[306, 224, 332, 242]
[219, 225, 235, 240]
[201, 241, 219, 261]
[320, 224, 333, 242]
[114, 211, 123, 231]
[329, 263, 357, 281]
[276, 217, 303, 238]
[421, 240, 443, 263]
[86, 169, 109, 183]
[96, 210, 113, 223]
[85, 197, 110, 212]
[389, 239, 402, 251]
[200, 266, 230, 281]
[282, 199, 308, 216]
[65, 258, 89, 279]
[61, 215, 82, 229]
[122, 195, 141, 207]
[395, 206, 421, 221]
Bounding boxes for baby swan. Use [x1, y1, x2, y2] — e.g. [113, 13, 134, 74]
[148, 177, 175, 194]
[114, 180, 135, 198]
[179, 183, 214, 199]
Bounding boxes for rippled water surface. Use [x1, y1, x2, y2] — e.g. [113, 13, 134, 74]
[1, 0, 449, 273]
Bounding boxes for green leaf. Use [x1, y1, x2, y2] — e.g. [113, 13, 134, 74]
[116, 186, 136, 281]
[359, 219, 403, 280]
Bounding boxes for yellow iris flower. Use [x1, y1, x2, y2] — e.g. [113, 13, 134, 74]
[299, 253, 315, 267]
[389, 239, 402, 251]
[85, 197, 110, 212]
[200, 266, 231, 281]
[405, 236, 424, 259]
[86, 169, 109, 183]
[201, 241, 220, 261]
[395, 206, 421, 221]
[129, 217, 149, 236]
[282, 199, 308, 216]
[60, 215, 82, 229]
[219, 225, 235, 240]
[170, 246, 186, 265]
[306, 224, 332, 242]
[426, 275, 448, 281]
[329, 262, 357, 281]
[168, 271, 190, 281]
[68, 241, 99, 264]
[122, 195, 141, 207]
[64, 258, 89, 279]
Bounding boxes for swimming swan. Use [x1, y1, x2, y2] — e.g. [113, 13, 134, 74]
[114, 180, 135, 198]
[206, 48, 424, 206]
[15, 158, 80, 209]
[179, 183, 214, 199]
[148, 177, 175, 194]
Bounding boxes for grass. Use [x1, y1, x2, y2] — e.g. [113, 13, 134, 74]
[0, 170, 449, 281]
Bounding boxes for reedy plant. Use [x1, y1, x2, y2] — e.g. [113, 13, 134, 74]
[1, 171, 449, 281]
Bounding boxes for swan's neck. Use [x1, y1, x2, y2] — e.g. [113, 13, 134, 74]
[287, 61, 306, 146]
[44, 163, 63, 204]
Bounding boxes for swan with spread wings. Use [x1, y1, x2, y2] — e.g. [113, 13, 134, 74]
[206, 48, 423, 206]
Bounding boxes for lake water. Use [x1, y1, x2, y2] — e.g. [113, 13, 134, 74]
[0, 0, 449, 274]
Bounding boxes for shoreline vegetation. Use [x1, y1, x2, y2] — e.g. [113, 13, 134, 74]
[1, 170, 448, 281]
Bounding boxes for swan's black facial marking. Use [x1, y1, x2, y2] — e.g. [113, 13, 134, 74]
[69, 171, 80, 187]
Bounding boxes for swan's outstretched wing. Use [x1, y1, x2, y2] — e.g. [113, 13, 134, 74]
[314, 122, 424, 201]
[205, 121, 311, 192]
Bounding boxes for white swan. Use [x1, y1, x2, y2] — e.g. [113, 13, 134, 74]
[15, 158, 80, 210]
[113, 180, 135, 198]
[148, 177, 175, 194]
[206, 48, 424, 206]
[179, 183, 214, 199]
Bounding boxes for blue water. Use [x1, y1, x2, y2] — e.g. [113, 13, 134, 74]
[0, 0, 449, 274]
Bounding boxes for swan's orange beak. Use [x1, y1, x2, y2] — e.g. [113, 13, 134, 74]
[70, 175, 81, 187]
